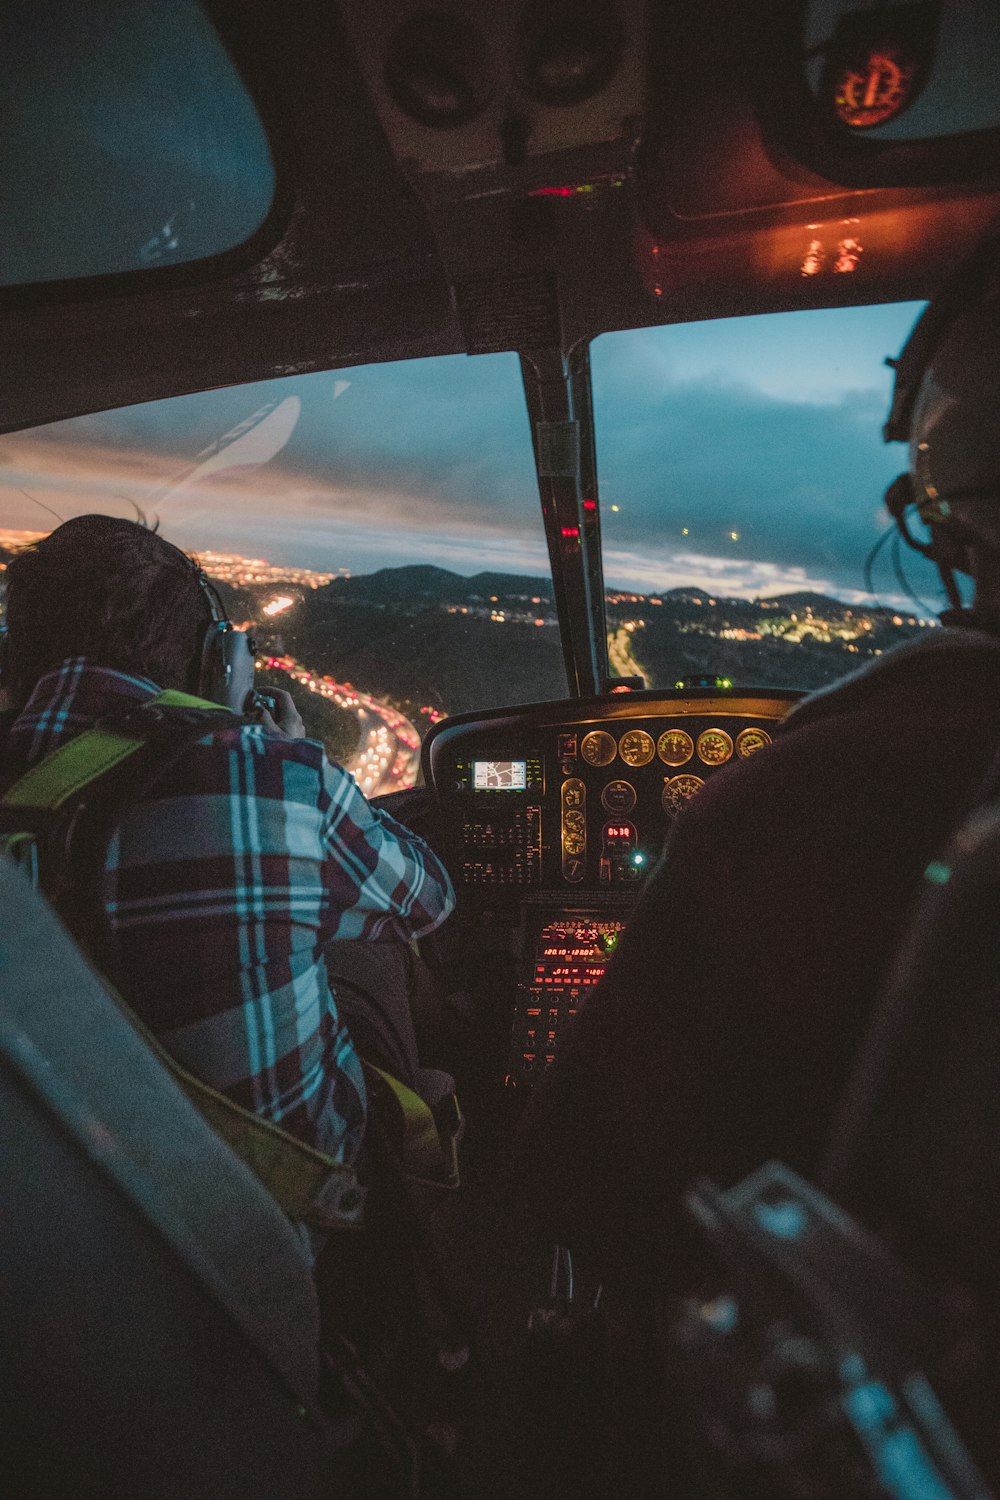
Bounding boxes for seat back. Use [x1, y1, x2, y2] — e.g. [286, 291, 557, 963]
[819, 798, 1000, 1487]
[0, 854, 355, 1498]
[822, 799, 1000, 1288]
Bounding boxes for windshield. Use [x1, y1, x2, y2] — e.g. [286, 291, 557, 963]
[0, 353, 566, 791]
[591, 301, 942, 693]
[2, 304, 953, 770]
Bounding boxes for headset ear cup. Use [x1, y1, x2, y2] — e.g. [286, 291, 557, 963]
[198, 620, 230, 706]
[198, 621, 255, 711]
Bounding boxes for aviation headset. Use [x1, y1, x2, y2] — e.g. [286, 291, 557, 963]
[883, 234, 1000, 611]
[183, 552, 259, 713]
[0, 532, 257, 714]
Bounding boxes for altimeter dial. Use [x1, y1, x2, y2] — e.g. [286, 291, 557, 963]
[657, 728, 694, 766]
[736, 727, 772, 758]
[662, 774, 705, 815]
[580, 730, 617, 767]
[618, 729, 655, 767]
[601, 779, 636, 815]
[696, 728, 733, 765]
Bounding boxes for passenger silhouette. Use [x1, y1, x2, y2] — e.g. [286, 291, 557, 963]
[0, 515, 454, 1177]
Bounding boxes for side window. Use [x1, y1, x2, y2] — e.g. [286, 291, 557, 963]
[0, 0, 275, 287]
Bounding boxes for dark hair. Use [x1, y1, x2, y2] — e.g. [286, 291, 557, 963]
[4, 515, 212, 700]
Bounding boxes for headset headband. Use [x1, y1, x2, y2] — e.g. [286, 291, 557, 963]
[884, 237, 1000, 444]
[158, 537, 229, 625]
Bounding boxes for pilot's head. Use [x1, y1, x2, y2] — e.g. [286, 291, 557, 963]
[2, 514, 217, 707]
[885, 237, 1000, 611]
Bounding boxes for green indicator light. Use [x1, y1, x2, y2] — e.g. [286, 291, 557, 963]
[721, 678, 732, 689]
[924, 861, 951, 886]
[675, 680, 684, 689]
[602, 933, 619, 953]
[633, 852, 646, 866]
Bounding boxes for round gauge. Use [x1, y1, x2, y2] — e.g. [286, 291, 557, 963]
[580, 730, 617, 767]
[657, 728, 694, 766]
[601, 779, 636, 815]
[736, 727, 772, 759]
[661, 774, 705, 815]
[563, 809, 585, 835]
[618, 729, 655, 767]
[697, 728, 734, 766]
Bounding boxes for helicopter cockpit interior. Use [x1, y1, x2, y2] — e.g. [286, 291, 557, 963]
[2, 1, 1000, 1496]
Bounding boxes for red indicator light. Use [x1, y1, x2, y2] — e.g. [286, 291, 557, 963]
[583, 499, 596, 511]
[528, 185, 578, 198]
[561, 526, 580, 539]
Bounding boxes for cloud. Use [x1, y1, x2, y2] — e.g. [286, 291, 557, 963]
[595, 377, 904, 594]
[602, 544, 837, 599]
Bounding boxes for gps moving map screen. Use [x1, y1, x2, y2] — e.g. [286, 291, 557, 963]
[473, 760, 527, 791]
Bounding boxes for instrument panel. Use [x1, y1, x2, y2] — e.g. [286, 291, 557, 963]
[423, 687, 800, 904]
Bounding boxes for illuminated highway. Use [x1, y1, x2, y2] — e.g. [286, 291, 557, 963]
[607, 623, 649, 685]
[260, 652, 434, 796]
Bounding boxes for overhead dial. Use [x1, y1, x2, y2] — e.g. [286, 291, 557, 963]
[736, 727, 772, 758]
[697, 728, 733, 765]
[580, 730, 617, 767]
[662, 774, 705, 815]
[618, 729, 655, 767]
[657, 728, 694, 766]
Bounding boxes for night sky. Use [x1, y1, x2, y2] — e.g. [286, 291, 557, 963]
[0, 299, 936, 604]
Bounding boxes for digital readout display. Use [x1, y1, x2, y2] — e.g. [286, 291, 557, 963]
[472, 759, 527, 791]
[604, 824, 634, 840]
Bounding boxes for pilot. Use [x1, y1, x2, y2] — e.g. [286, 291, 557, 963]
[0, 514, 455, 1170]
[516, 239, 1000, 1290]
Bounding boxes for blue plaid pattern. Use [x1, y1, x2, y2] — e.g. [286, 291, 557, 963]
[4, 659, 456, 1165]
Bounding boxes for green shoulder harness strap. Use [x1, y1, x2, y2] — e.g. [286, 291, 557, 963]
[0, 688, 369, 1233]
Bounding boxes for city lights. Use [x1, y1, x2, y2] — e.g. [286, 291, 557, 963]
[262, 594, 294, 616]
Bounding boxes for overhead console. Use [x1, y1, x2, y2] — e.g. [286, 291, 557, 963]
[424, 685, 801, 1085]
[423, 686, 800, 904]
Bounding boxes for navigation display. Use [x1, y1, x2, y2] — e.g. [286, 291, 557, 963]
[472, 759, 527, 791]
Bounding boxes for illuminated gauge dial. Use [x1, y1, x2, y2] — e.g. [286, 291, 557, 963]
[657, 728, 693, 766]
[601, 779, 636, 815]
[563, 809, 585, 836]
[736, 727, 772, 759]
[696, 728, 734, 766]
[580, 730, 617, 767]
[618, 729, 655, 767]
[662, 774, 705, 815]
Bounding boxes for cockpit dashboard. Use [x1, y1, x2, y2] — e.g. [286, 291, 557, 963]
[424, 686, 801, 904]
[424, 685, 802, 1082]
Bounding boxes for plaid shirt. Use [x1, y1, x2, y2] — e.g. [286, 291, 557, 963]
[3, 659, 455, 1165]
